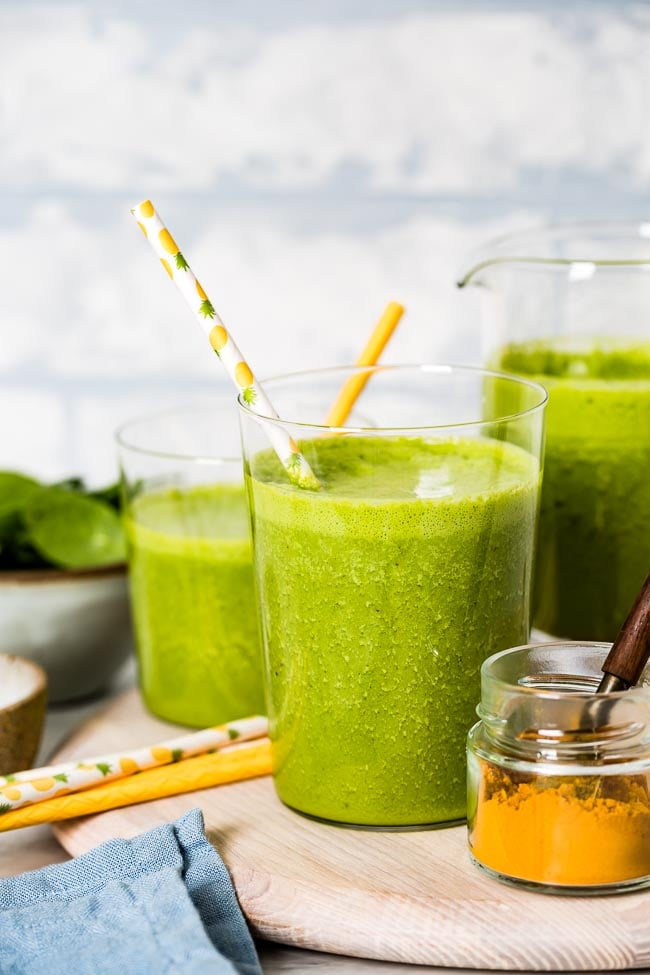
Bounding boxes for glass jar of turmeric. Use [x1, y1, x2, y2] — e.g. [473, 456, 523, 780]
[467, 642, 650, 894]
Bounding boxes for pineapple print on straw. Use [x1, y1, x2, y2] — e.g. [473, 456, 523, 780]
[131, 200, 320, 490]
[0, 715, 268, 814]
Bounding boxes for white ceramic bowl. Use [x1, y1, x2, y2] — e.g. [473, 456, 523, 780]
[0, 653, 47, 774]
[0, 564, 133, 703]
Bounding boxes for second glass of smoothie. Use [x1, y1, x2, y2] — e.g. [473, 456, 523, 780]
[117, 402, 264, 728]
[239, 365, 546, 828]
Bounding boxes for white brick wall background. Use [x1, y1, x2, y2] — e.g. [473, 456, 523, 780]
[1, 0, 649, 483]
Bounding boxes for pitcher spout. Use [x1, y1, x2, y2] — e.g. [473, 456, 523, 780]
[457, 221, 650, 288]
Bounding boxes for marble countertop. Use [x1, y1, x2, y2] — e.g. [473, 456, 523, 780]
[1, 663, 644, 975]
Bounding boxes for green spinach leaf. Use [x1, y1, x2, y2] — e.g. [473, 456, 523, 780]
[23, 488, 126, 569]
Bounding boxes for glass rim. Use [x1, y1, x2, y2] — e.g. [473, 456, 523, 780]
[481, 641, 650, 702]
[458, 219, 650, 286]
[237, 362, 548, 434]
[115, 403, 241, 465]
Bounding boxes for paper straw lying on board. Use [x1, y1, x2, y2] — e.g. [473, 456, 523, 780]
[131, 199, 319, 490]
[0, 715, 268, 813]
[0, 740, 272, 832]
[325, 302, 404, 427]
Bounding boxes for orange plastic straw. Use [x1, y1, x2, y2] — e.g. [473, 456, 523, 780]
[325, 302, 404, 427]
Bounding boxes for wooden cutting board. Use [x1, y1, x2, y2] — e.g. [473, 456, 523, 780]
[53, 689, 650, 971]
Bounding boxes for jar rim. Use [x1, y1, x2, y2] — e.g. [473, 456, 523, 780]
[481, 641, 650, 702]
[476, 643, 650, 762]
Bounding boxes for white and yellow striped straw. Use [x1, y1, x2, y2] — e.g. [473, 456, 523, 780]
[131, 199, 319, 490]
[0, 714, 267, 814]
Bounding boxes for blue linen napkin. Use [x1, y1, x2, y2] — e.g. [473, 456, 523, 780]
[0, 808, 262, 975]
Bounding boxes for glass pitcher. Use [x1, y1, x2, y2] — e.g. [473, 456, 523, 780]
[458, 222, 650, 642]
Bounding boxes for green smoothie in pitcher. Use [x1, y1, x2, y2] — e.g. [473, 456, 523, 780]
[496, 339, 650, 641]
[126, 483, 264, 727]
[247, 435, 539, 827]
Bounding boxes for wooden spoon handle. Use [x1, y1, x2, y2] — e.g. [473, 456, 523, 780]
[600, 570, 650, 690]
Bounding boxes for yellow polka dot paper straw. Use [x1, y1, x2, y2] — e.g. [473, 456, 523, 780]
[131, 199, 320, 490]
[0, 715, 267, 815]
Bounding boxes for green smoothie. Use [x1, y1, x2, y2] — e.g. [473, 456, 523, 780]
[247, 435, 539, 826]
[496, 339, 650, 641]
[126, 483, 264, 727]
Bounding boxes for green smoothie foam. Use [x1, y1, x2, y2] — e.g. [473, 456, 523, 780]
[248, 435, 539, 826]
[497, 339, 650, 641]
[126, 483, 264, 727]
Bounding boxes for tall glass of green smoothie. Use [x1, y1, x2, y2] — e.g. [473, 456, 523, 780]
[459, 223, 650, 642]
[239, 365, 545, 828]
[117, 402, 264, 727]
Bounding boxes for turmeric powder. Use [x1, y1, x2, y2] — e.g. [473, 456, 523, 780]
[469, 762, 650, 888]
